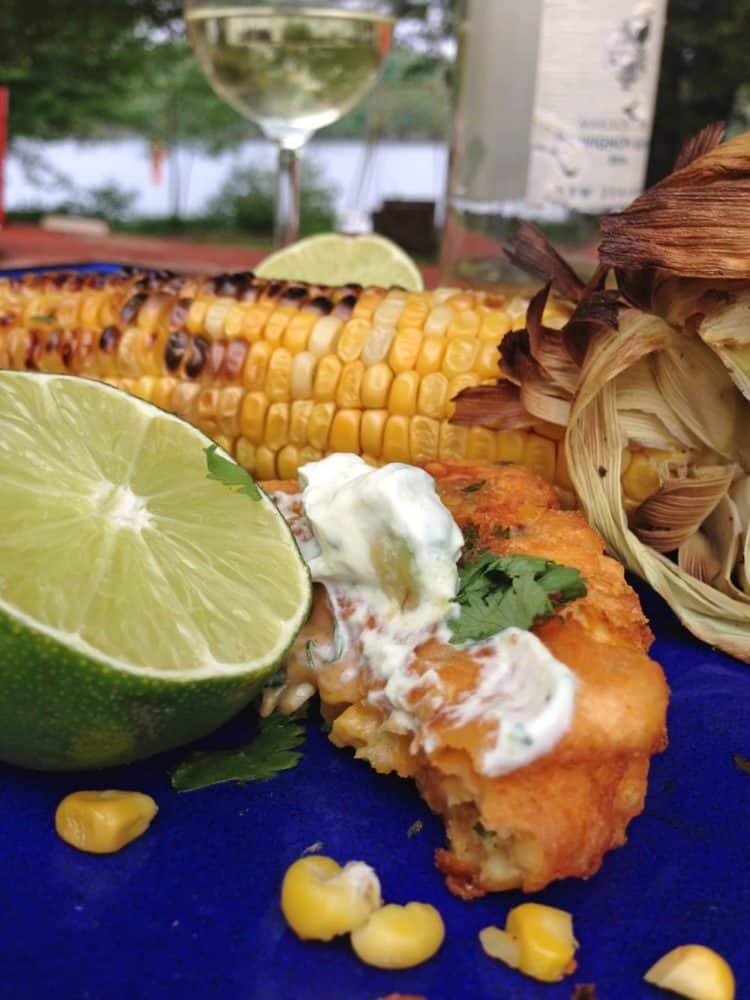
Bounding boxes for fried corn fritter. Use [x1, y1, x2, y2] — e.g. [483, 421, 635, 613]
[267, 461, 669, 896]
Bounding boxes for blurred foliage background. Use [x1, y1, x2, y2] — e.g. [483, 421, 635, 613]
[1, 0, 749, 233]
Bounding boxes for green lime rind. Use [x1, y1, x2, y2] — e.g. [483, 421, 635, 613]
[0, 605, 289, 771]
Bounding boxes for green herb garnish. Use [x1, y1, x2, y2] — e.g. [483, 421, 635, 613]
[461, 480, 486, 494]
[205, 443, 260, 500]
[30, 314, 55, 323]
[171, 712, 306, 792]
[449, 550, 586, 645]
[462, 523, 480, 559]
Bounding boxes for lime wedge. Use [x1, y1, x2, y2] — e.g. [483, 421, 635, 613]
[255, 232, 424, 291]
[0, 371, 311, 770]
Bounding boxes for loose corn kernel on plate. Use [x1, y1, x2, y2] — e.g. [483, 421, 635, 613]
[0, 264, 747, 1000]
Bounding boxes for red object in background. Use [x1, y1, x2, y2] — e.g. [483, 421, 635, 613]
[0, 89, 7, 227]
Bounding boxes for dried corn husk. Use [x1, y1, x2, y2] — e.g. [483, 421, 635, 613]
[454, 127, 750, 660]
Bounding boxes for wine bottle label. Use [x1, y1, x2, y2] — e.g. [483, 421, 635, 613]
[525, 0, 667, 212]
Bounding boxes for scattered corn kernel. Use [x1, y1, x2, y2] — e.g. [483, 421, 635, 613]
[644, 945, 736, 1000]
[480, 902, 578, 983]
[55, 790, 158, 854]
[350, 902, 445, 970]
[280, 855, 382, 941]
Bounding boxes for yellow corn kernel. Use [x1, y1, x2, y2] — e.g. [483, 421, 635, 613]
[439, 422, 469, 461]
[217, 386, 244, 437]
[264, 306, 294, 345]
[290, 351, 316, 400]
[266, 347, 292, 402]
[205, 299, 233, 338]
[410, 416, 440, 463]
[397, 295, 429, 330]
[388, 371, 420, 417]
[336, 360, 365, 409]
[374, 289, 408, 328]
[133, 376, 157, 403]
[280, 855, 382, 942]
[523, 433, 557, 483]
[235, 437, 256, 471]
[299, 444, 323, 465]
[361, 410, 387, 458]
[242, 305, 273, 341]
[467, 426, 496, 462]
[117, 327, 141, 377]
[283, 312, 315, 353]
[151, 376, 178, 412]
[476, 340, 502, 380]
[80, 292, 103, 329]
[172, 382, 201, 422]
[417, 372, 450, 420]
[352, 289, 384, 320]
[447, 310, 480, 337]
[644, 945, 735, 1000]
[497, 903, 578, 983]
[350, 902, 445, 970]
[382, 415, 411, 463]
[224, 301, 249, 338]
[425, 304, 453, 335]
[313, 355, 343, 402]
[243, 340, 273, 391]
[240, 392, 268, 444]
[308, 315, 342, 357]
[329, 409, 361, 454]
[213, 433, 234, 456]
[186, 298, 209, 335]
[622, 451, 662, 503]
[496, 429, 527, 464]
[290, 399, 314, 445]
[361, 362, 394, 409]
[479, 310, 512, 342]
[277, 444, 300, 481]
[360, 323, 396, 366]
[388, 329, 423, 373]
[443, 336, 480, 378]
[265, 402, 290, 451]
[255, 445, 277, 480]
[307, 401, 336, 450]
[196, 387, 219, 434]
[337, 318, 370, 362]
[556, 441, 574, 492]
[415, 334, 446, 375]
[55, 790, 158, 854]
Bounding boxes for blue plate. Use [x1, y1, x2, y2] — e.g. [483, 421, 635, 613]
[0, 265, 748, 999]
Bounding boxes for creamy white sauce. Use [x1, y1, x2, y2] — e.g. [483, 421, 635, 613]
[276, 453, 577, 776]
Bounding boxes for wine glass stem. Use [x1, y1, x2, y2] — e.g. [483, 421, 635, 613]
[275, 144, 300, 248]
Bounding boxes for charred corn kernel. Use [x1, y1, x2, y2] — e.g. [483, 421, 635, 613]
[329, 409, 361, 454]
[265, 402, 290, 451]
[277, 444, 301, 480]
[388, 371, 420, 416]
[361, 362, 393, 409]
[361, 410, 387, 458]
[480, 903, 578, 983]
[350, 902, 445, 970]
[417, 371, 450, 419]
[55, 790, 158, 854]
[290, 351, 316, 399]
[240, 391, 268, 444]
[337, 318, 370, 362]
[388, 329, 423, 373]
[280, 855, 382, 941]
[313, 354, 342, 402]
[382, 415, 410, 462]
[290, 399, 314, 445]
[622, 450, 662, 503]
[644, 945, 735, 1000]
[415, 334, 446, 375]
[336, 360, 365, 408]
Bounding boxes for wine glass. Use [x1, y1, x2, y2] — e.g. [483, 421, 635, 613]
[184, 0, 394, 247]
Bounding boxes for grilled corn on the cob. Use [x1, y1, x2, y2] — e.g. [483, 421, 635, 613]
[0, 269, 574, 488]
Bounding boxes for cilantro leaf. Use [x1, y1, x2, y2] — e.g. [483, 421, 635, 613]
[171, 713, 306, 792]
[449, 550, 586, 644]
[205, 443, 261, 500]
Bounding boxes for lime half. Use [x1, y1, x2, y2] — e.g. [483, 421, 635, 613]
[0, 372, 311, 770]
[255, 232, 424, 291]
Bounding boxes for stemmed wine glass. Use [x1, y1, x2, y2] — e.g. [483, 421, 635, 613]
[184, 0, 394, 247]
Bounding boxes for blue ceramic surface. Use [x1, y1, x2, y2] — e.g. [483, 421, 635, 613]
[1, 265, 748, 999]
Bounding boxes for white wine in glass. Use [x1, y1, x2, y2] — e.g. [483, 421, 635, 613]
[185, 2, 394, 246]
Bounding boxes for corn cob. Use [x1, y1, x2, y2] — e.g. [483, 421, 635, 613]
[0, 268, 575, 486]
